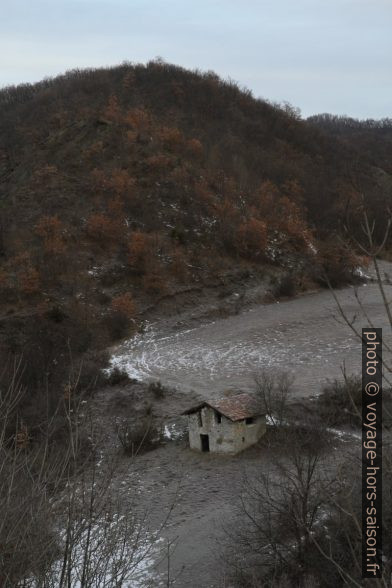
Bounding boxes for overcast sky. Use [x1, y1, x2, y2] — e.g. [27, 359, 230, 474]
[1, 0, 391, 118]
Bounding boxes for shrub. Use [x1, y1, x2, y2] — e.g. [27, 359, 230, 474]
[148, 380, 167, 399]
[75, 350, 109, 392]
[142, 270, 167, 295]
[127, 231, 152, 273]
[45, 305, 67, 323]
[235, 217, 267, 260]
[104, 312, 131, 341]
[103, 93, 120, 121]
[124, 107, 151, 132]
[86, 213, 121, 244]
[170, 246, 188, 280]
[315, 239, 359, 287]
[106, 367, 131, 386]
[110, 293, 136, 318]
[116, 417, 158, 456]
[108, 169, 135, 195]
[269, 273, 297, 299]
[186, 138, 203, 158]
[19, 266, 40, 295]
[317, 374, 362, 427]
[170, 226, 186, 245]
[35, 215, 66, 256]
[158, 126, 183, 152]
[145, 153, 172, 173]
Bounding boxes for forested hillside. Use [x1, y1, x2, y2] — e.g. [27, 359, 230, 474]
[307, 113, 392, 175]
[0, 60, 390, 435]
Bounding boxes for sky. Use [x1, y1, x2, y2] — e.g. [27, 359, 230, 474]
[1, 0, 391, 119]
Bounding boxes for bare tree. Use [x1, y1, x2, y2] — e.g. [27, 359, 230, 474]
[330, 203, 392, 380]
[309, 202, 392, 587]
[223, 427, 335, 587]
[0, 360, 167, 587]
[253, 370, 293, 428]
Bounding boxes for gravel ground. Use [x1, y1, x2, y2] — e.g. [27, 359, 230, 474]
[89, 261, 391, 586]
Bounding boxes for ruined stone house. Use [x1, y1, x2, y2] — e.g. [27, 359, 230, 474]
[183, 393, 266, 454]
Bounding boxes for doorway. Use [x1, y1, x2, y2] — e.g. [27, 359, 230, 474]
[200, 434, 210, 452]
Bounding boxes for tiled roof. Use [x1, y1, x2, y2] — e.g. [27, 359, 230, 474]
[183, 393, 264, 422]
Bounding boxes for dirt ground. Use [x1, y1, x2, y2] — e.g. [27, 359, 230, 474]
[110, 263, 392, 400]
[87, 262, 392, 586]
[89, 381, 360, 588]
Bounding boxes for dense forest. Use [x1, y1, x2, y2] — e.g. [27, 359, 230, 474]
[307, 113, 392, 175]
[0, 59, 391, 439]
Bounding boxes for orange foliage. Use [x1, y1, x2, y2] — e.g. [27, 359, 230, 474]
[276, 196, 312, 246]
[104, 94, 121, 122]
[236, 217, 267, 259]
[122, 71, 135, 91]
[186, 138, 203, 159]
[91, 168, 107, 189]
[255, 180, 280, 216]
[109, 169, 135, 194]
[124, 108, 151, 132]
[16, 424, 30, 450]
[194, 181, 215, 208]
[111, 293, 136, 317]
[222, 177, 237, 199]
[87, 213, 122, 243]
[158, 126, 184, 151]
[142, 269, 167, 295]
[255, 181, 312, 249]
[35, 215, 66, 255]
[85, 141, 104, 158]
[215, 198, 238, 220]
[31, 165, 58, 189]
[19, 266, 40, 295]
[91, 168, 135, 195]
[127, 231, 151, 270]
[145, 154, 171, 172]
[107, 195, 124, 217]
[5, 252, 40, 296]
[281, 179, 304, 204]
[32, 165, 58, 180]
[316, 238, 359, 286]
[126, 130, 137, 143]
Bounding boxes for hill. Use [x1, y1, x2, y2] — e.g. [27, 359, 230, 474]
[307, 113, 392, 176]
[0, 60, 390, 432]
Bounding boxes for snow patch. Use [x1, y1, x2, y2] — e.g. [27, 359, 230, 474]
[327, 427, 361, 441]
[353, 266, 370, 280]
[266, 414, 289, 427]
[163, 423, 183, 441]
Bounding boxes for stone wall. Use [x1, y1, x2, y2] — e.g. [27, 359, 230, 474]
[188, 406, 266, 454]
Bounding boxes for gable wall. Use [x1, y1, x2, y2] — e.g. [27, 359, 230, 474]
[188, 406, 266, 454]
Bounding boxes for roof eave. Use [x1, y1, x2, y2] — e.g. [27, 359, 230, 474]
[182, 403, 265, 421]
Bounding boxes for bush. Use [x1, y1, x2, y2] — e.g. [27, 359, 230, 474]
[116, 417, 158, 456]
[104, 311, 131, 341]
[269, 273, 297, 299]
[74, 350, 109, 392]
[105, 366, 131, 386]
[315, 239, 359, 288]
[235, 217, 267, 260]
[317, 374, 362, 427]
[45, 305, 67, 323]
[148, 380, 168, 399]
[0, 309, 97, 438]
[110, 292, 136, 317]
